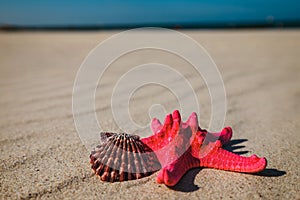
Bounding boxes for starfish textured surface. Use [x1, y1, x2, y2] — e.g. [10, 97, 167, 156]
[142, 110, 267, 186]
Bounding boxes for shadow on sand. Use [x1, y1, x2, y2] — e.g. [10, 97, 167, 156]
[168, 168, 202, 192]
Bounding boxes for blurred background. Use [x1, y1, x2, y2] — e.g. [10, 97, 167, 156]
[1, 0, 300, 29]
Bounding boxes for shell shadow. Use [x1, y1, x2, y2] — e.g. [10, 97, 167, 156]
[168, 168, 201, 192]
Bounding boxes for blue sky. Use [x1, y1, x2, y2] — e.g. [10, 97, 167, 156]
[0, 0, 299, 26]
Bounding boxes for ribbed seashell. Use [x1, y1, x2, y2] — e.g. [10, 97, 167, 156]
[90, 132, 161, 182]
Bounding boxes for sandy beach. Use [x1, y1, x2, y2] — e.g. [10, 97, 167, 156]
[0, 29, 299, 199]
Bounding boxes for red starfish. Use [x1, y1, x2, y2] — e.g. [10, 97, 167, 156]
[141, 110, 267, 187]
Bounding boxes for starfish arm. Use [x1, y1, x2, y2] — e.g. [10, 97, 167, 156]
[199, 140, 267, 173]
[151, 118, 162, 133]
[142, 110, 182, 152]
[209, 127, 233, 145]
[186, 112, 198, 133]
[141, 114, 173, 151]
[156, 150, 200, 187]
[168, 110, 181, 141]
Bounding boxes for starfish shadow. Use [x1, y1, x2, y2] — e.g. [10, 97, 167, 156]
[224, 139, 249, 155]
[168, 168, 201, 192]
[256, 168, 286, 177]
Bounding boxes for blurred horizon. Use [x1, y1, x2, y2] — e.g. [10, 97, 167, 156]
[1, 0, 300, 29]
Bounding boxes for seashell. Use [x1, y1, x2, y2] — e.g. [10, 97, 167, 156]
[90, 132, 161, 182]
